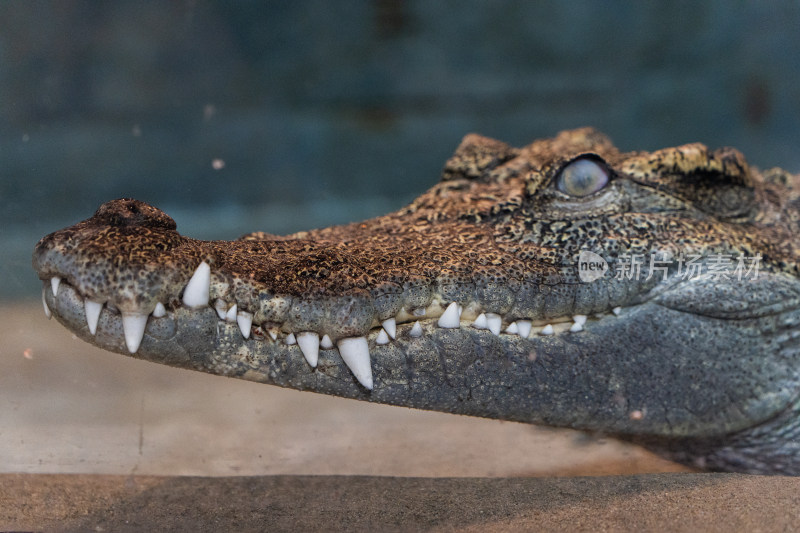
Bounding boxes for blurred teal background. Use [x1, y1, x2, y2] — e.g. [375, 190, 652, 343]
[3, 1, 799, 299]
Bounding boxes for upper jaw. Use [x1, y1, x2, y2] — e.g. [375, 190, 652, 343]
[30, 198, 648, 391]
[35, 213, 636, 392]
[32, 210, 639, 353]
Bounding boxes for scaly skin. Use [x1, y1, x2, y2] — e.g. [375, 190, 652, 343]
[33, 128, 800, 474]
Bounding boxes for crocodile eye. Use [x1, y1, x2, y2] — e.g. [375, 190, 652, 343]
[556, 156, 610, 197]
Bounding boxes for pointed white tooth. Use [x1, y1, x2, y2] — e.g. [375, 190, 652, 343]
[285, 333, 297, 345]
[236, 310, 253, 339]
[409, 321, 423, 337]
[573, 315, 588, 326]
[214, 299, 227, 319]
[321, 334, 334, 349]
[569, 321, 583, 332]
[42, 286, 52, 319]
[612, 306, 622, 316]
[437, 302, 461, 328]
[337, 336, 373, 390]
[84, 300, 103, 335]
[486, 313, 502, 336]
[381, 318, 397, 339]
[153, 302, 167, 318]
[182, 261, 210, 308]
[505, 322, 519, 335]
[121, 312, 148, 353]
[296, 332, 319, 368]
[516, 320, 532, 338]
[376, 328, 390, 345]
[226, 304, 238, 323]
[472, 313, 488, 329]
[540, 324, 554, 336]
[268, 329, 278, 341]
[51, 277, 61, 297]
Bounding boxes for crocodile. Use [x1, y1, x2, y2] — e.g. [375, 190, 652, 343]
[33, 128, 800, 475]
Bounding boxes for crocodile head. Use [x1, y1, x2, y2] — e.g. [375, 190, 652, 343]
[33, 128, 800, 474]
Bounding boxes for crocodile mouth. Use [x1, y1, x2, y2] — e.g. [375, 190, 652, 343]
[40, 261, 625, 391]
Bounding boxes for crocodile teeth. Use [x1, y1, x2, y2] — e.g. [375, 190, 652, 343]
[381, 318, 397, 339]
[182, 261, 210, 308]
[42, 286, 52, 319]
[612, 306, 622, 316]
[486, 313, 502, 336]
[505, 322, 519, 335]
[51, 277, 61, 297]
[121, 311, 148, 353]
[569, 314, 588, 332]
[84, 300, 103, 335]
[152, 302, 167, 318]
[285, 333, 297, 345]
[376, 328, 390, 345]
[226, 304, 238, 323]
[337, 336, 373, 390]
[412, 308, 426, 317]
[321, 334, 334, 349]
[268, 329, 278, 341]
[409, 321, 423, 337]
[296, 332, 319, 368]
[214, 299, 227, 319]
[540, 324, 554, 336]
[516, 320, 532, 338]
[237, 310, 252, 339]
[437, 302, 460, 328]
[472, 313, 488, 329]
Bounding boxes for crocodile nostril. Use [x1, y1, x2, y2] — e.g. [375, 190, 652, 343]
[93, 198, 177, 231]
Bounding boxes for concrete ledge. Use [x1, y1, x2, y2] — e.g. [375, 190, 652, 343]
[3, 473, 800, 532]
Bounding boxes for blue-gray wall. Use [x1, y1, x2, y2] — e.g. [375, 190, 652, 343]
[3, 1, 799, 299]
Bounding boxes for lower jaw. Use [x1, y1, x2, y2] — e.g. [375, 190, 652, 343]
[42, 280, 620, 382]
[42, 279, 623, 393]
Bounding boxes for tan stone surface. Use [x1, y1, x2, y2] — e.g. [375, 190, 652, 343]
[3, 473, 800, 532]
